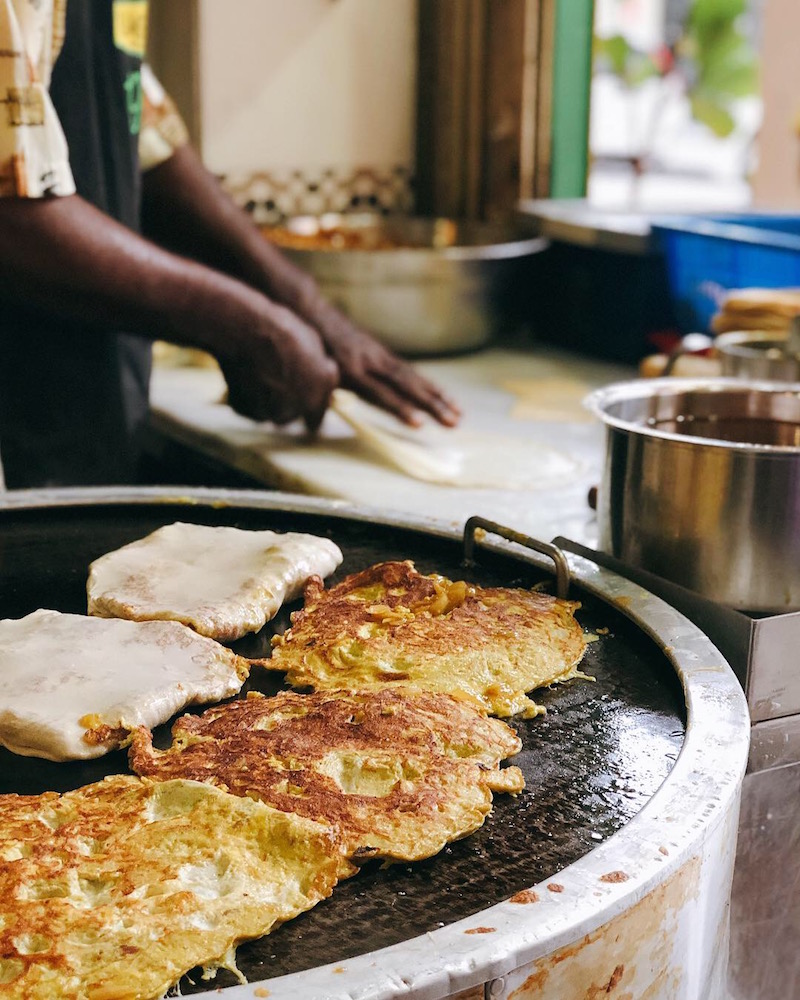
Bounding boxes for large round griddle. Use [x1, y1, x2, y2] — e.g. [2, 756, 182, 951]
[0, 493, 685, 994]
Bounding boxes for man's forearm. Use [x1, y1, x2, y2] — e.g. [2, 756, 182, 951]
[0, 193, 277, 360]
[140, 145, 460, 427]
[140, 145, 330, 324]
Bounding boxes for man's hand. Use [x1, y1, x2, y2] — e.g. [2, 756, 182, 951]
[219, 301, 339, 432]
[312, 307, 461, 428]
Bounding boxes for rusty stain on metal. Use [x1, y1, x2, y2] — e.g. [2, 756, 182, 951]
[547, 883, 565, 893]
[252, 989, 270, 998]
[583, 964, 627, 999]
[507, 858, 700, 999]
[464, 926, 497, 934]
[600, 871, 630, 884]
[509, 889, 540, 904]
[511, 968, 549, 993]
[331, 966, 345, 974]
[608, 965, 624, 988]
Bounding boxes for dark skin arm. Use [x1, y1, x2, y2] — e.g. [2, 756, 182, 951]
[140, 144, 461, 427]
[0, 194, 338, 429]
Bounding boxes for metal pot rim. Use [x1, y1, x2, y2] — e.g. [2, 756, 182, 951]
[271, 212, 547, 261]
[285, 235, 548, 262]
[715, 330, 790, 355]
[584, 376, 800, 453]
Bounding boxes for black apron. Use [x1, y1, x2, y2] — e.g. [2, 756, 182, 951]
[0, 0, 152, 488]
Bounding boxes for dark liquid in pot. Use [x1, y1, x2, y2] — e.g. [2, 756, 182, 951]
[649, 415, 800, 446]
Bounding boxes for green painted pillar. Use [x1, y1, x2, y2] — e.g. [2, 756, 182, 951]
[550, 0, 594, 198]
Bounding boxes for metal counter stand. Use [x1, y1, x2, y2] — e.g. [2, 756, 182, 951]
[585, 376, 800, 998]
[558, 535, 800, 1000]
[0, 488, 750, 1000]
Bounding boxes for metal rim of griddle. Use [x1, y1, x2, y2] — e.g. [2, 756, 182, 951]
[0, 487, 750, 1000]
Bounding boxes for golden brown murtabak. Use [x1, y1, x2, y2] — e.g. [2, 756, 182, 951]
[269, 560, 589, 717]
[0, 776, 352, 1000]
[130, 688, 524, 862]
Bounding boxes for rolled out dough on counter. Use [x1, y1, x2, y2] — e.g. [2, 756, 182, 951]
[330, 390, 580, 490]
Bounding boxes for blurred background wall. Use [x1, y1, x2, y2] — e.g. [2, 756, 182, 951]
[195, 0, 417, 177]
[149, 0, 418, 217]
[752, 0, 800, 207]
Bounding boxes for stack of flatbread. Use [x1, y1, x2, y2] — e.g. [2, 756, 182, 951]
[711, 287, 800, 334]
[0, 520, 590, 999]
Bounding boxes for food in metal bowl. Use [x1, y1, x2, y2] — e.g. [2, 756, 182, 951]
[264, 216, 405, 251]
[261, 213, 546, 355]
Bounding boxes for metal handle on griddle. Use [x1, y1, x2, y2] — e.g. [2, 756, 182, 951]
[462, 516, 571, 599]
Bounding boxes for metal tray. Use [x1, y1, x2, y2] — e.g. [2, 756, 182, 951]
[0, 491, 685, 993]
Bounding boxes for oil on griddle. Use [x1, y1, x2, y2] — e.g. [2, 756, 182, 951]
[0, 501, 685, 993]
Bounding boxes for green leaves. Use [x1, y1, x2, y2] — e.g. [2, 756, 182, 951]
[689, 94, 736, 137]
[683, 0, 759, 137]
[593, 0, 759, 138]
[594, 33, 660, 88]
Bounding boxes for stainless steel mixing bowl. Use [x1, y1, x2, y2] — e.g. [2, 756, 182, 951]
[266, 214, 547, 355]
[586, 378, 800, 612]
[715, 330, 800, 380]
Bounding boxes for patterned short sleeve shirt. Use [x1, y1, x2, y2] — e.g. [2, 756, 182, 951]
[0, 0, 188, 199]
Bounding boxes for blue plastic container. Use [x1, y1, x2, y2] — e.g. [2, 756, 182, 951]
[652, 214, 800, 333]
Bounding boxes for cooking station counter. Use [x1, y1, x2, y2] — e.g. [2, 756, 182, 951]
[0, 489, 749, 1000]
[5, 347, 779, 998]
[146, 345, 634, 545]
[145, 349, 800, 999]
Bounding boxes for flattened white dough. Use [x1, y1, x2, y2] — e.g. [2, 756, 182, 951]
[0, 610, 251, 761]
[87, 521, 343, 640]
[331, 389, 580, 490]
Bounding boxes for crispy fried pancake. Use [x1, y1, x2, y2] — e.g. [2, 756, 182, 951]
[87, 521, 342, 641]
[0, 776, 352, 1000]
[129, 689, 524, 862]
[269, 561, 588, 717]
[0, 610, 256, 761]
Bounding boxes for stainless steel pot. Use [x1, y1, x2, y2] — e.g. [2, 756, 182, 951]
[268, 214, 547, 355]
[715, 330, 800, 380]
[586, 378, 800, 612]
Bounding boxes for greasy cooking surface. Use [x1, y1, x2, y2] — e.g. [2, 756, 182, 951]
[0, 501, 685, 992]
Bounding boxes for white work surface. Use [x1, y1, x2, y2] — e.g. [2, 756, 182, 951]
[149, 347, 634, 547]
